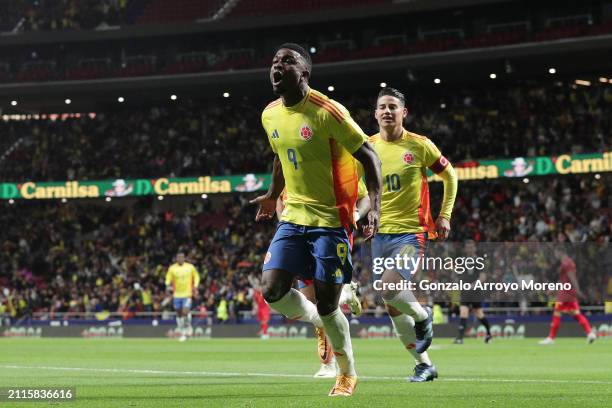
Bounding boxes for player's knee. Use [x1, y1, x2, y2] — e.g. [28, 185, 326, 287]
[385, 303, 401, 317]
[261, 279, 286, 304]
[316, 300, 336, 317]
[380, 289, 398, 302]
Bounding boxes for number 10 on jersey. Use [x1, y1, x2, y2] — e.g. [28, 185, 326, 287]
[385, 173, 401, 191]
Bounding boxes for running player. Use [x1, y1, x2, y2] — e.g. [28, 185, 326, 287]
[165, 252, 200, 342]
[454, 239, 492, 344]
[539, 240, 597, 345]
[251, 43, 382, 396]
[369, 87, 458, 382]
[277, 180, 369, 378]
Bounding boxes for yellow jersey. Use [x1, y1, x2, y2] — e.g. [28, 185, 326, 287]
[369, 130, 449, 235]
[165, 262, 200, 298]
[262, 88, 367, 229]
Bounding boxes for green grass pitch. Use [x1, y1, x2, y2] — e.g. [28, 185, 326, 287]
[0, 337, 610, 407]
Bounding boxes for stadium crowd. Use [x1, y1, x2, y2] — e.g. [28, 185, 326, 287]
[1, 1, 610, 82]
[0, 0, 130, 32]
[2, 82, 611, 182]
[0, 173, 609, 323]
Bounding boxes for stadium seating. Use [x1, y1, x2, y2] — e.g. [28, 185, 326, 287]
[0, 174, 608, 320]
[136, 0, 224, 24]
[228, 0, 389, 18]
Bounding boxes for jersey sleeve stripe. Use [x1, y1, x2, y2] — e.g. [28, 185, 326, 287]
[309, 94, 345, 122]
[329, 139, 359, 230]
[309, 97, 343, 123]
[310, 94, 345, 121]
[310, 93, 345, 119]
[264, 99, 281, 111]
[429, 155, 449, 174]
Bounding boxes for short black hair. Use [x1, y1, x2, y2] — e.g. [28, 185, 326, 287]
[275, 42, 312, 73]
[377, 87, 406, 106]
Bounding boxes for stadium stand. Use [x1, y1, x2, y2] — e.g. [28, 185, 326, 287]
[0, 174, 608, 321]
[0, 1, 611, 82]
[1, 83, 610, 181]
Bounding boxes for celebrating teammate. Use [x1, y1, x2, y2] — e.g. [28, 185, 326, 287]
[539, 240, 597, 345]
[369, 87, 458, 382]
[454, 239, 492, 344]
[251, 43, 382, 396]
[277, 182, 369, 378]
[165, 251, 200, 342]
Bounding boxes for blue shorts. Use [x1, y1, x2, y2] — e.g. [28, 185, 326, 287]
[263, 222, 352, 285]
[173, 297, 192, 310]
[371, 232, 428, 280]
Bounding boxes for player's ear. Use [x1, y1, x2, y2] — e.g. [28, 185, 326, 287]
[301, 69, 310, 83]
[403, 107, 409, 118]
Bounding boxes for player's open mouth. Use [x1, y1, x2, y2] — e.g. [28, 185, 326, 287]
[272, 71, 283, 85]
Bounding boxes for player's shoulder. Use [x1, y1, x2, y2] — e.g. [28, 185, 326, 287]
[368, 133, 381, 144]
[404, 130, 432, 144]
[562, 255, 576, 267]
[306, 89, 347, 122]
[262, 98, 282, 117]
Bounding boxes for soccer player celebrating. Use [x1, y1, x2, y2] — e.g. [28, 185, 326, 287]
[165, 251, 200, 342]
[251, 43, 382, 397]
[454, 239, 492, 344]
[277, 182, 369, 378]
[369, 87, 458, 382]
[539, 242, 597, 345]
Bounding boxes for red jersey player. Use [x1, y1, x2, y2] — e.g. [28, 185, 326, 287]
[539, 243, 597, 345]
[253, 288, 271, 340]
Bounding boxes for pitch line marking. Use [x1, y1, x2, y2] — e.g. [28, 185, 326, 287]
[1, 365, 611, 385]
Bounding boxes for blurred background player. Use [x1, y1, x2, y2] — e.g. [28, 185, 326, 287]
[165, 251, 200, 342]
[252, 284, 270, 340]
[276, 181, 369, 378]
[539, 240, 597, 345]
[369, 87, 458, 382]
[250, 43, 381, 396]
[454, 239, 492, 344]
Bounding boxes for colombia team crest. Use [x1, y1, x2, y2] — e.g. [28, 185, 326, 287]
[403, 151, 415, 165]
[299, 124, 313, 141]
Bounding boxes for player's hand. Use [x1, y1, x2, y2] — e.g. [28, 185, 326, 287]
[435, 217, 451, 241]
[250, 194, 277, 221]
[362, 210, 379, 241]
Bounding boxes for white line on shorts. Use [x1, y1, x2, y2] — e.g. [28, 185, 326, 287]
[1, 364, 610, 385]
